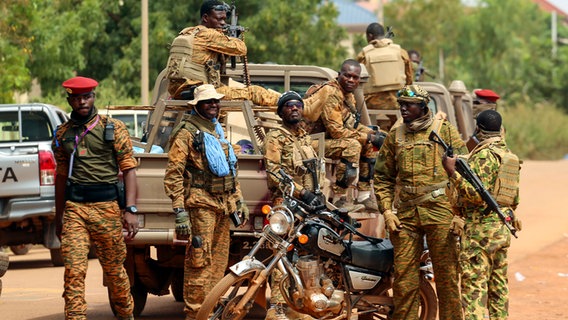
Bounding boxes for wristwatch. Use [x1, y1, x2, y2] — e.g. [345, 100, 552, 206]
[125, 206, 138, 214]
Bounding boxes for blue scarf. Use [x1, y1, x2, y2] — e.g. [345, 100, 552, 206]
[197, 113, 237, 177]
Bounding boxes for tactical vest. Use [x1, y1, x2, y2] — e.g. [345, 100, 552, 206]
[180, 120, 236, 195]
[59, 114, 119, 184]
[471, 138, 520, 207]
[275, 127, 324, 192]
[166, 27, 209, 84]
[361, 40, 406, 94]
[394, 113, 445, 161]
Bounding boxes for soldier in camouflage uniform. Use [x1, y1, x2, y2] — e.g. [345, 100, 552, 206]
[52, 76, 139, 320]
[303, 59, 384, 211]
[373, 84, 465, 320]
[263, 91, 322, 320]
[164, 84, 249, 320]
[356, 23, 413, 130]
[442, 109, 522, 320]
[166, 0, 279, 106]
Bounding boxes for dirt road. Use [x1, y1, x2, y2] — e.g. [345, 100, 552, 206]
[0, 160, 566, 319]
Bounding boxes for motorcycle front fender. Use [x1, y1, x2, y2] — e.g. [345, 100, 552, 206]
[229, 259, 266, 276]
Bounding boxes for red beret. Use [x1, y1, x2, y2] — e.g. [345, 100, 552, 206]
[474, 89, 500, 103]
[62, 76, 98, 95]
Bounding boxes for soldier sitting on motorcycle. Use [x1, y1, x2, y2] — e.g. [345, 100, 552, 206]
[263, 91, 323, 320]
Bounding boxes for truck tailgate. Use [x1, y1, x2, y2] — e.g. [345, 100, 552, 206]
[0, 146, 40, 197]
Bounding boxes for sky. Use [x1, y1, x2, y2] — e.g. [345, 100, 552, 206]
[548, 0, 568, 15]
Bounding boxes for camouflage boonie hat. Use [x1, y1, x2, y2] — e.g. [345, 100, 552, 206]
[397, 84, 430, 104]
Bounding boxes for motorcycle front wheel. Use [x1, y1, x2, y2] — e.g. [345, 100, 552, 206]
[196, 269, 263, 320]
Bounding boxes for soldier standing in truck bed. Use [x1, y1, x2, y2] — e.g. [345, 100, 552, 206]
[52, 76, 139, 320]
[164, 84, 249, 320]
[357, 22, 413, 130]
[166, 0, 279, 106]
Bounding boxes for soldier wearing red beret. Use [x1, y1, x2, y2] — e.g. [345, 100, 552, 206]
[468, 89, 502, 150]
[53, 76, 138, 319]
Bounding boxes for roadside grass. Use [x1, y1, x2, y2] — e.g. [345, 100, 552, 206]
[502, 102, 568, 160]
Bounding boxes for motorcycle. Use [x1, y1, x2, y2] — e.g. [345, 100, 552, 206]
[197, 169, 437, 320]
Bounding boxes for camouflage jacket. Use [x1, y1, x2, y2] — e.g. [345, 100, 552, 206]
[303, 79, 372, 143]
[263, 125, 320, 200]
[52, 108, 137, 183]
[178, 25, 246, 66]
[163, 113, 243, 214]
[449, 136, 520, 219]
[374, 113, 466, 224]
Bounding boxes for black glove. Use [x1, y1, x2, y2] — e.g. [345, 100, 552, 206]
[301, 190, 322, 207]
[369, 132, 387, 149]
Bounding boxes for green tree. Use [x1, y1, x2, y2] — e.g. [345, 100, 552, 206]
[241, 0, 347, 68]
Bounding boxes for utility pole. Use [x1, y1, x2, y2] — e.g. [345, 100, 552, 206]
[141, 0, 149, 105]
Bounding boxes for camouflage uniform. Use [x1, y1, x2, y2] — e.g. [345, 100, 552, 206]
[166, 25, 279, 106]
[164, 113, 243, 320]
[374, 111, 465, 320]
[356, 39, 414, 111]
[263, 124, 320, 320]
[303, 80, 377, 193]
[52, 108, 136, 320]
[448, 133, 520, 320]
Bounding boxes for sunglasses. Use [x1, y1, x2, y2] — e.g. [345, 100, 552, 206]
[283, 101, 304, 109]
[212, 4, 230, 12]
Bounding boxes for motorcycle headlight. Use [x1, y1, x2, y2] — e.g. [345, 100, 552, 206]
[268, 210, 292, 235]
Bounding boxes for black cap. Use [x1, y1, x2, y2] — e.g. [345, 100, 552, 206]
[277, 91, 303, 116]
[477, 109, 502, 132]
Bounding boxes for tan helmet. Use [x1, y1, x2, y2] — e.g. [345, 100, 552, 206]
[396, 84, 430, 104]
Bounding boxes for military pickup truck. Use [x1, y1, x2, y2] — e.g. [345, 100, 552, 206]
[109, 63, 475, 316]
[0, 103, 69, 266]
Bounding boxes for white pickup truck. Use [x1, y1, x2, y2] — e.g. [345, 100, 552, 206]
[0, 103, 70, 265]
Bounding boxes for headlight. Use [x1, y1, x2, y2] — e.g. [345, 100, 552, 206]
[268, 211, 292, 235]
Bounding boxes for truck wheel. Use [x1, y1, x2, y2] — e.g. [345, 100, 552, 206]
[109, 278, 148, 317]
[170, 268, 184, 302]
[50, 248, 64, 267]
[0, 252, 9, 277]
[10, 244, 33, 255]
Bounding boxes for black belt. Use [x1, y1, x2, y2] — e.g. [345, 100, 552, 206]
[65, 182, 119, 203]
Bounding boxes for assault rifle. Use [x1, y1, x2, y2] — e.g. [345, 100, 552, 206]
[223, 1, 247, 69]
[429, 130, 518, 238]
[385, 26, 395, 39]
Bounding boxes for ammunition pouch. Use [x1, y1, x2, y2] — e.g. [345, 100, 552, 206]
[188, 167, 236, 195]
[336, 159, 358, 189]
[359, 156, 376, 182]
[65, 181, 121, 204]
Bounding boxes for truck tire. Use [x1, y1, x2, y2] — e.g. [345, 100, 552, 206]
[0, 252, 9, 277]
[50, 248, 64, 267]
[10, 244, 33, 255]
[170, 268, 184, 302]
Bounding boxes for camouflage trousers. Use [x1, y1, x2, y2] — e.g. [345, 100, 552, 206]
[460, 218, 511, 320]
[183, 207, 230, 320]
[61, 200, 133, 320]
[364, 91, 399, 130]
[323, 138, 377, 192]
[390, 219, 462, 320]
[217, 85, 280, 106]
